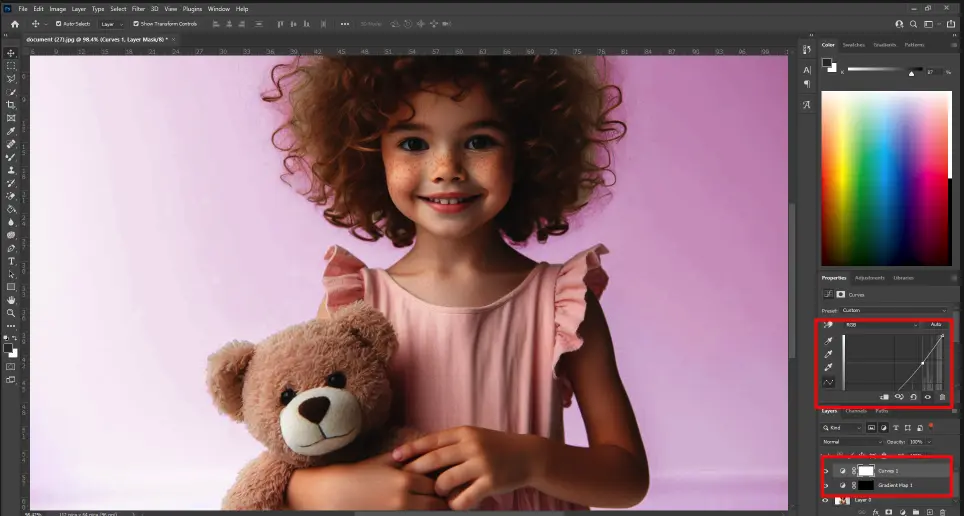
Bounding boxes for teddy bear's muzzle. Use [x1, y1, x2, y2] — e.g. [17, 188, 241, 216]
[279, 386, 363, 456]
[298, 396, 331, 424]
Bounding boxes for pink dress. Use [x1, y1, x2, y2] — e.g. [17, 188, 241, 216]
[323, 244, 609, 511]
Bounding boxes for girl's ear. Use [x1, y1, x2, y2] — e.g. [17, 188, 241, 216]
[206, 340, 257, 422]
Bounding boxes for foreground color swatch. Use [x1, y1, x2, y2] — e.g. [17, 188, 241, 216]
[821, 90, 951, 267]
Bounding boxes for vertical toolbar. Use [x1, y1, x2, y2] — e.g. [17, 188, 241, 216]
[1, 42, 21, 379]
[0, 37, 23, 516]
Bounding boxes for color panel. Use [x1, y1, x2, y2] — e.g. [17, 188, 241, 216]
[821, 90, 952, 267]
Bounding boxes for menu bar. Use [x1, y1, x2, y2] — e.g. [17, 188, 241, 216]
[5, 3, 960, 16]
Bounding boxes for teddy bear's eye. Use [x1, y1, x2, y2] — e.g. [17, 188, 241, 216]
[280, 388, 297, 406]
[326, 372, 347, 389]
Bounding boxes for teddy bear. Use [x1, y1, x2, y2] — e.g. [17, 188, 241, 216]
[206, 301, 419, 510]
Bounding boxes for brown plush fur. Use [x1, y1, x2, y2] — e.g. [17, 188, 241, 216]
[206, 301, 415, 510]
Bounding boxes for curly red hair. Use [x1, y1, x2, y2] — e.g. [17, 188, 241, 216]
[262, 56, 624, 247]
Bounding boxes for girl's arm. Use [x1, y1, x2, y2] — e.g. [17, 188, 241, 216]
[393, 291, 648, 509]
[527, 291, 650, 508]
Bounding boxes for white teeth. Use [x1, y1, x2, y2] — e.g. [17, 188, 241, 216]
[427, 197, 471, 205]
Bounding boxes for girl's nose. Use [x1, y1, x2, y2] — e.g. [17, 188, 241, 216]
[431, 153, 466, 183]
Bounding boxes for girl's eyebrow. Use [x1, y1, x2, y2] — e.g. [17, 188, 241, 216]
[385, 122, 427, 134]
[385, 119, 507, 134]
[465, 119, 508, 132]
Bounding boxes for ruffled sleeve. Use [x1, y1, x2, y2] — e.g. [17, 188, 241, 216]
[322, 246, 367, 314]
[552, 244, 610, 407]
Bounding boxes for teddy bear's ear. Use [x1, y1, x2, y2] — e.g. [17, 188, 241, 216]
[332, 301, 398, 365]
[206, 340, 257, 422]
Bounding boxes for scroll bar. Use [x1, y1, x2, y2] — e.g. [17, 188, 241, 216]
[841, 334, 846, 391]
[789, 203, 795, 359]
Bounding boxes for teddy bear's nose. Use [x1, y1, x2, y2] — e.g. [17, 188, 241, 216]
[298, 396, 331, 424]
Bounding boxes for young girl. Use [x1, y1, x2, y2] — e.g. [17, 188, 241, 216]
[262, 56, 648, 511]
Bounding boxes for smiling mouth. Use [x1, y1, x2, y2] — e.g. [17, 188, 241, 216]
[296, 429, 353, 448]
[418, 195, 481, 205]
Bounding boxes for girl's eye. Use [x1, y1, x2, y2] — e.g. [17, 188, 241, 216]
[399, 138, 429, 152]
[465, 135, 498, 150]
[280, 388, 297, 406]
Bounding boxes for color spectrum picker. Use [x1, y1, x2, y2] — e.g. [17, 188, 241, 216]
[821, 90, 951, 267]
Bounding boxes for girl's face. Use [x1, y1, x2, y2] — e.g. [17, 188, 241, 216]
[380, 83, 514, 242]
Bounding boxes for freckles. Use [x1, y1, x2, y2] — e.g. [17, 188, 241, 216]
[385, 158, 422, 195]
[428, 155, 445, 171]
[470, 155, 513, 185]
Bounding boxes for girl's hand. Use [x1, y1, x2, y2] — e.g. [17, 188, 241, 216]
[393, 426, 546, 510]
[285, 452, 448, 510]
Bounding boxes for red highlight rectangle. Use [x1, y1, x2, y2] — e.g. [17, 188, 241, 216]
[813, 318, 955, 410]
[820, 454, 955, 499]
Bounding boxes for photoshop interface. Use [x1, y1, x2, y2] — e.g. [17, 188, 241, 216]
[0, 2, 959, 515]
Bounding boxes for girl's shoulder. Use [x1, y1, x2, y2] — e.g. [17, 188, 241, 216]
[321, 245, 370, 313]
[552, 243, 610, 300]
[323, 245, 368, 276]
[547, 244, 612, 408]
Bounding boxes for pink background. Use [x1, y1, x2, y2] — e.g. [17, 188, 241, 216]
[28, 56, 789, 510]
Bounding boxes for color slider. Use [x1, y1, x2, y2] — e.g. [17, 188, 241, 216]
[845, 67, 926, 76]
